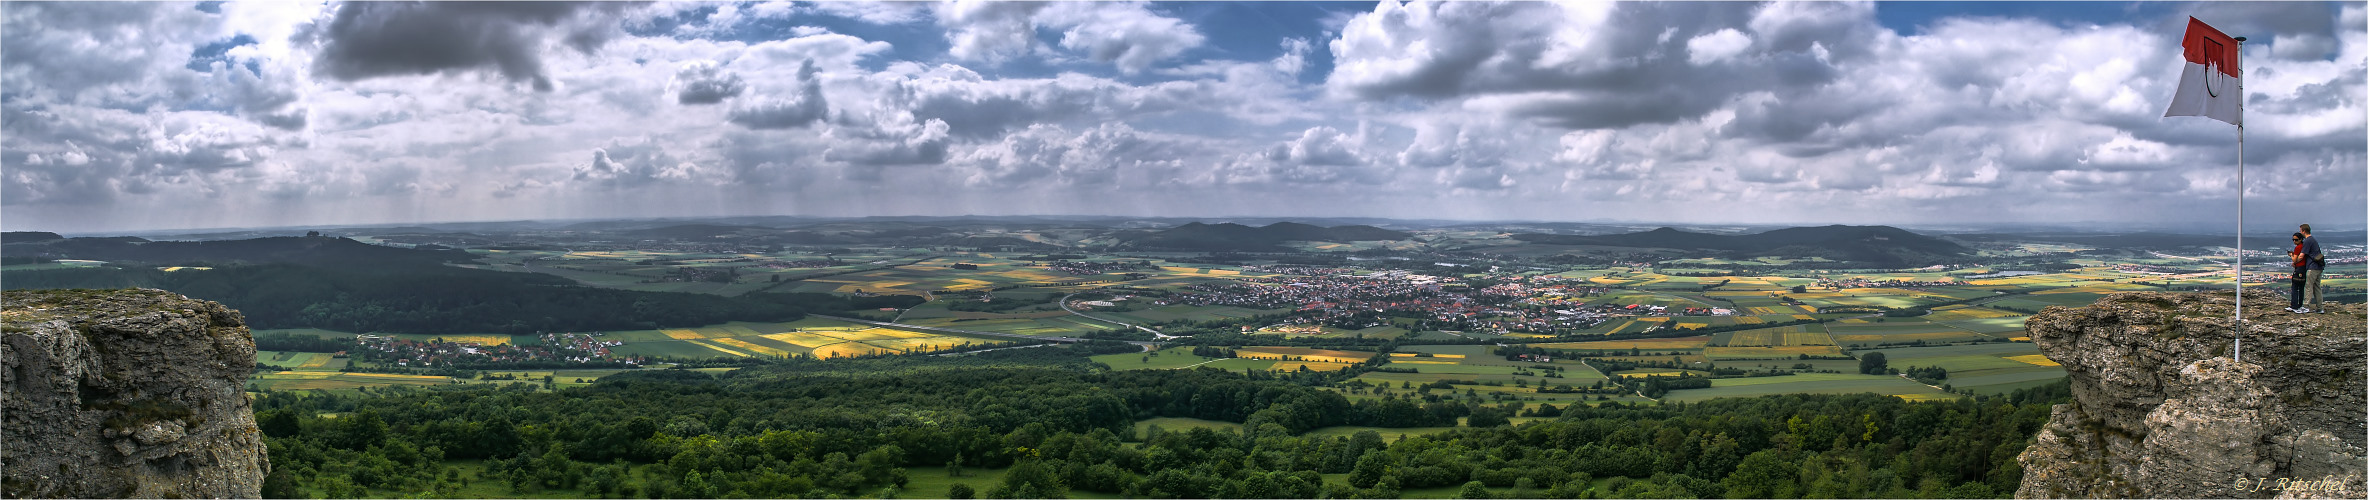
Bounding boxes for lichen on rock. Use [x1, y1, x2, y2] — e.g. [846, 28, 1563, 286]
[2015, 289, 2365, 499]
[3, 288, 269, 498]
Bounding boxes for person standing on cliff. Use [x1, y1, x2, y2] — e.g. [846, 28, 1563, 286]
[2289, 232, 2310, 313]
[2300, 223, 2325, 312]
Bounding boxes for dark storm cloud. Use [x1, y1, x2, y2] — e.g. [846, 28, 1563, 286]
[310, 2, 632, 91]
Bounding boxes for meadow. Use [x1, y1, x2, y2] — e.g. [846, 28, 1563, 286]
[1658, 372, 1957, 402]
[1855, 343, 2068, 395]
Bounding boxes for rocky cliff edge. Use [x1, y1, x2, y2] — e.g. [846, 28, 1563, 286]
[2015, 289, 2365, 499]
[2, 289, 269, 498]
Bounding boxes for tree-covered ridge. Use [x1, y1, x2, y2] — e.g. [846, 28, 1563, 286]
[253, 346, 2064, 498]
[1, 263, 920, 334]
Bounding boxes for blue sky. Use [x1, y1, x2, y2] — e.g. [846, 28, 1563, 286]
[2, 1, 2361, 233]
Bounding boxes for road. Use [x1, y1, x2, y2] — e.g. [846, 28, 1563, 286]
[1058, 292, 1185, 339]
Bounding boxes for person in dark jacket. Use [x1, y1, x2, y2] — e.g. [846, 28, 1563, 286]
[2300, 223, 2325, 311]
[2289, 232, 2310, 313]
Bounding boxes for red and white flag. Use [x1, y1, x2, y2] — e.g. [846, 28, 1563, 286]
[2164, 17, 2242, 126]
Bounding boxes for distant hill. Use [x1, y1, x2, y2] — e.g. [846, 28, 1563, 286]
[1122, 222, 1412, 252]
[2, 231, 65, 244]
[1952, 231, 2362, 250]
[1513, 225, 1972, 266]
[619, 224, 763, 240]
[0, 236, 474, 268]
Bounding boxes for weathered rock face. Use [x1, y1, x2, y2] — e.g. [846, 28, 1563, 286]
[2015, 289, 2365, 499]
[3, 289, 269, 498]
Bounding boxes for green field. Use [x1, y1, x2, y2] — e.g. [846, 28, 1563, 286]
[1931, 315, 2029, 334]
[253, 328, 359, 339]
[1825, 321, 1991, 346]
[248, 371, 458, 392]
[1660, 373, 1957, 402]
[1092, 347, 1223, 370]
[1342, 345, 1618, 406]
[254, 350, 349, 371]
[1134, 417, 1243, 437]
[902, 315, 1115, 337]
[1856, 343, 2067, 394]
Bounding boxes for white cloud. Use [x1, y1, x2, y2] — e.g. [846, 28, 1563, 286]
[1686, 28, 1752, 65]
[0, 1, 2359, 233]
[934, 1, 1204, 74]
[1037, 2, 1207, 74]
[934, 0, 1047, 65]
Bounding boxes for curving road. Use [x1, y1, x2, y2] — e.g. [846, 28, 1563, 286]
[1058, 292, 1183, 339]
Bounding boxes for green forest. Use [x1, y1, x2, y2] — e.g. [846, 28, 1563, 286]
[253, 344, 2064, 499]
[1, 263, 921, 334]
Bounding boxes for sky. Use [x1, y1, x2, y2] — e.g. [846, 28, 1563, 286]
[2, 1, 2363, 234]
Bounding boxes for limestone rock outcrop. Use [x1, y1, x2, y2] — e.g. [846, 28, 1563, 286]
[3, 289, 269, 498]
[2015, 289, 2365, 499]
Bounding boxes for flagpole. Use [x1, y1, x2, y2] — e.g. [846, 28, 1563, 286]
[2233, 35, 2246, 363]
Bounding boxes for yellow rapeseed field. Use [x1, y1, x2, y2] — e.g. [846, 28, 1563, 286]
[710, 337, 792, 358]
[2003, 354, 2061, 366]
[686, 339, 752, 357]
[297, 355, 333, 368]
[811, 343, 887, 359]
[760, 332, 847, 348]
[1269, 361, 1352, 372]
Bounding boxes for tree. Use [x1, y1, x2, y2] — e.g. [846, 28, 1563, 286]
[258, 408, 301, 438]
[988, 460, 1066, 499]
[948, 483, 976, 499]
[1859, 352, 1888, 375]
[1457, 480, 1494, 499]
[1466, 406, 1511, 428]
[1723, 450, 1799, 499]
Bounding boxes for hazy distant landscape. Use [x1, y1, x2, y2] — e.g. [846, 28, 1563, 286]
[5, 214, 2362, 497]
[4, 0, 2363, 498]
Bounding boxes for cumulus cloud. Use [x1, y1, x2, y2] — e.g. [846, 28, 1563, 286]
[2, 101, 295, 204]
[1, 1, 2359, 233]
[935, 0, 1047, 64]
[308, 2, 632, 91]
[1273, 38, 1312, 76]
[805, 2, 927, 25]
[671, 60, 745, 104]
[1207, 126, 1393, 186]
[823, 96, 953, 167]
[1328, 1, 1867, 131]
[1686, 28, 1752, 65]
[725, 60, 826, 128]
[735, 32, 894, 71]
[934, 1, 1205, 74]
[571, 138, 708, 188]
[1038, 2, 1207, 74]
[957, 122, 1177, 187]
